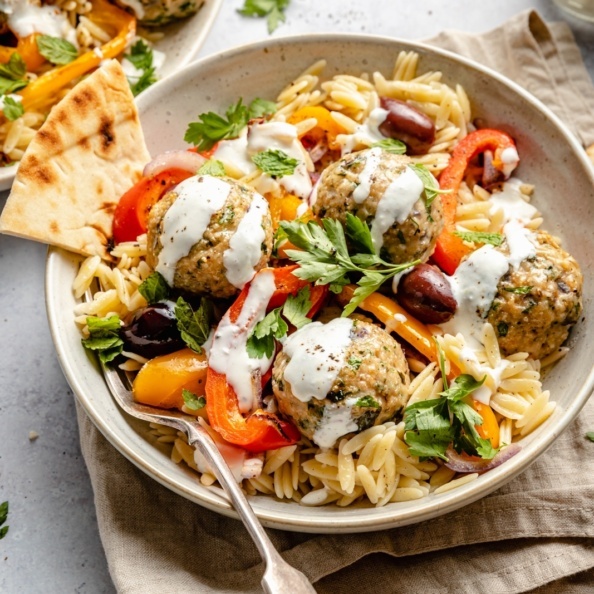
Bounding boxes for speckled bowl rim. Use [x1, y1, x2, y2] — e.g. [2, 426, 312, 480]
[46, 33, 594, 533]
[0, 0, 222, 192]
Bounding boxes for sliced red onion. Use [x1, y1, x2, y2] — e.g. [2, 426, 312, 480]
[444, 443, 521, 474]
[143, 150, 207, 178]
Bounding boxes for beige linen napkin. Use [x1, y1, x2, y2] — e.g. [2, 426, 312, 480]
[76, 10, 594, 593]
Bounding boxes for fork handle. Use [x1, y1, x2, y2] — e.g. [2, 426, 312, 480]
[186, 425, 316, 594]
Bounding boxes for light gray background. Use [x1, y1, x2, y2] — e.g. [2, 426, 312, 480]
[1, 1, 592, 592]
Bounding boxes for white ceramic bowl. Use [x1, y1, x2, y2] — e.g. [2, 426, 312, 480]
[0, 0, 222, 192]
[46, 34, 594, 533]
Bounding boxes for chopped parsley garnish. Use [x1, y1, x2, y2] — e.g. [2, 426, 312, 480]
[0, 52, 28, 95]
[252, 148, 298, 178]
[125, 40, 157, 97]
[2, 96, 23, 121]
[81, 315, 124, 364]
[184, 97, 277, 152]
[246, 286, 312, 358]
[175, 297, 213, 353]
[497, 322, 509, 337]
[403, 371, 497, 461]
[36, 35, 78, 65]
[138, 271, 170, 304]
[182, 389, 206, 411]
[356, 395, 380, 408]
[371, 138, 407, 154]
[504, 285, 533, 295]
[348, 357, 363, 371]
[238, 0, 290, 33]
[454, 231, 504, 246]
[0, 500, 8, 540]
[279, 213, 418, 317]
[198, 159, 226, 177]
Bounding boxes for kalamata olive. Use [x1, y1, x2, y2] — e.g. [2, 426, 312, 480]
[379, 97, 436, 155]
[122, 300, 185, 359]
[397, 263, 457, 324]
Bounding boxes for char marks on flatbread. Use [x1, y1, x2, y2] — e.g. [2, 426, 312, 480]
[0, 60, 151, 260]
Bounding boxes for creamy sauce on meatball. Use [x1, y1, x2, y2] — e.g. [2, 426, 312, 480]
[209, 270, 276, 413]
[313, 399, 359, 449]
[338, 107, 389, 154]
[370, 165, 424, 251]
[283, 318, 354, 402]
[223, 192, 268, 288]
[155, 176, 230, 285]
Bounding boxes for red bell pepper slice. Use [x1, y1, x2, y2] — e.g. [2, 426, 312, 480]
[205, 266, 327, 452]
[432, 129, 518, 275]
[112, 167, 194, 244]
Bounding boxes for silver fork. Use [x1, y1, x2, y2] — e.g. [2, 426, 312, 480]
[99, 360, 316, 593]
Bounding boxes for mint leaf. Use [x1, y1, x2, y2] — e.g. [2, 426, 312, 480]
[441, 374, 486, 402]
[0, 52, 26, 80]
[182, 388, 206, 411]
[198, 159, 226, 177]
[371, 138, 406, 154]
[175, 297, 213, 353]
[454, 231, 504, 246]
[2, 96, 23, 121]
[81, 315, 123, 364]
[138, 271, 169, 304]
[408, 163, 442, 209]
[252, 148, 298, 178]
[248, 97, 277, 119]
[36, 35, 78, 65]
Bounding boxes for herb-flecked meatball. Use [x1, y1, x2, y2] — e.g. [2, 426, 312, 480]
[311, 147, 443, 264]
[117, 0, 203, 26]
[488, 230, 582, 359]
[272, 318, 411, 448]
[146, 175, 272, 298]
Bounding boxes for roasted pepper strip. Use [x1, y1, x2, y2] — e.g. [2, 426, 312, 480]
[206, 266, 326, 452]
[472, 399, 500, 449]
[433, 129, 518, 275]
[287, 105, 346, 150]
[18, 0, 135, 112]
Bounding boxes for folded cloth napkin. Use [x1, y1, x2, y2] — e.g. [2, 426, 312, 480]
[76, 10, 594, 593]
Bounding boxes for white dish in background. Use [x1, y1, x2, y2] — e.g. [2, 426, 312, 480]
[0, 0, 222, 192]
[46, 34, 594, 533]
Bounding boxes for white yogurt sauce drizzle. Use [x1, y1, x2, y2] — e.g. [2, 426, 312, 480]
[283, 318, 354, 403]
[0, 1, 78, 47]
[338, 107, 389, 155]
[500, 146, 520, 178]
[156, 176, 230, 285]
[504, 220, 536, 269]
[213, 121, 312, 200]
[313, 398, 359, 449]
[352, 147, 382, 204]
[209, 270, 277, 414]
[489, 179, 538, 225]
[223, 192, 268, 288]
[370, 166, 424, 251]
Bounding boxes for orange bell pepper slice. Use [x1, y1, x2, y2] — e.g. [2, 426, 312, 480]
[472, 399, 500, 449]
[0, 34, 47, 72]
[205, 266, 327, 452]
[433, 129, 518, 275]
[287, 105, 346, 150]
[18, 0, 136, 112]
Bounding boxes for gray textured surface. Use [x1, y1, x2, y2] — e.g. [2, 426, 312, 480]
[0, 1, 592, 593]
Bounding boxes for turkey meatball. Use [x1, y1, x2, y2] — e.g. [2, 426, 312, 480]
[272, 318, 411, 448]
[311, 147, 443, 264]
[146, 175, 272, 298]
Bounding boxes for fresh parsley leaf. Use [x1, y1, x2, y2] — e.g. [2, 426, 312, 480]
[246, 308, 288, 359]
[441, 374, 486, 402]
[138, 271, 169, 304]
[130, 67, 157, 97]
[2, 96, 23, 121]
[125, 39, 154, 71]
[0, 52, 28, 96]
[282, 286, 312, 329]
[185, 98, 249, 152]
[586, 432, 594, 442]
[175, 297, 213, 353]
[0, 500, 8, 540]
[36, 35, 78, 65]
[198, 159, 226, 177]
[81, 315, 123, 364]
[238, 0, 290, 33]
[0, 52, 26, 80]
[371, 138, 407, 154]
[454, 231, 504, 246]
[182, 388, 206, 411]
[356, 395, 380, 408]
[248, 97, 277, 119]
[504, 285, 533, 295]
[252, 148, 298, 178]
[280, 217, 417, 317]
[408, 163, 444, 209]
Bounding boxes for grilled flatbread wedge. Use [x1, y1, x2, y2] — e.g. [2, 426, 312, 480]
[0, 59, 150, 260]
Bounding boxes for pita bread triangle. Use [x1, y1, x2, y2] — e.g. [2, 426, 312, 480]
[0, 59, 150, 261]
